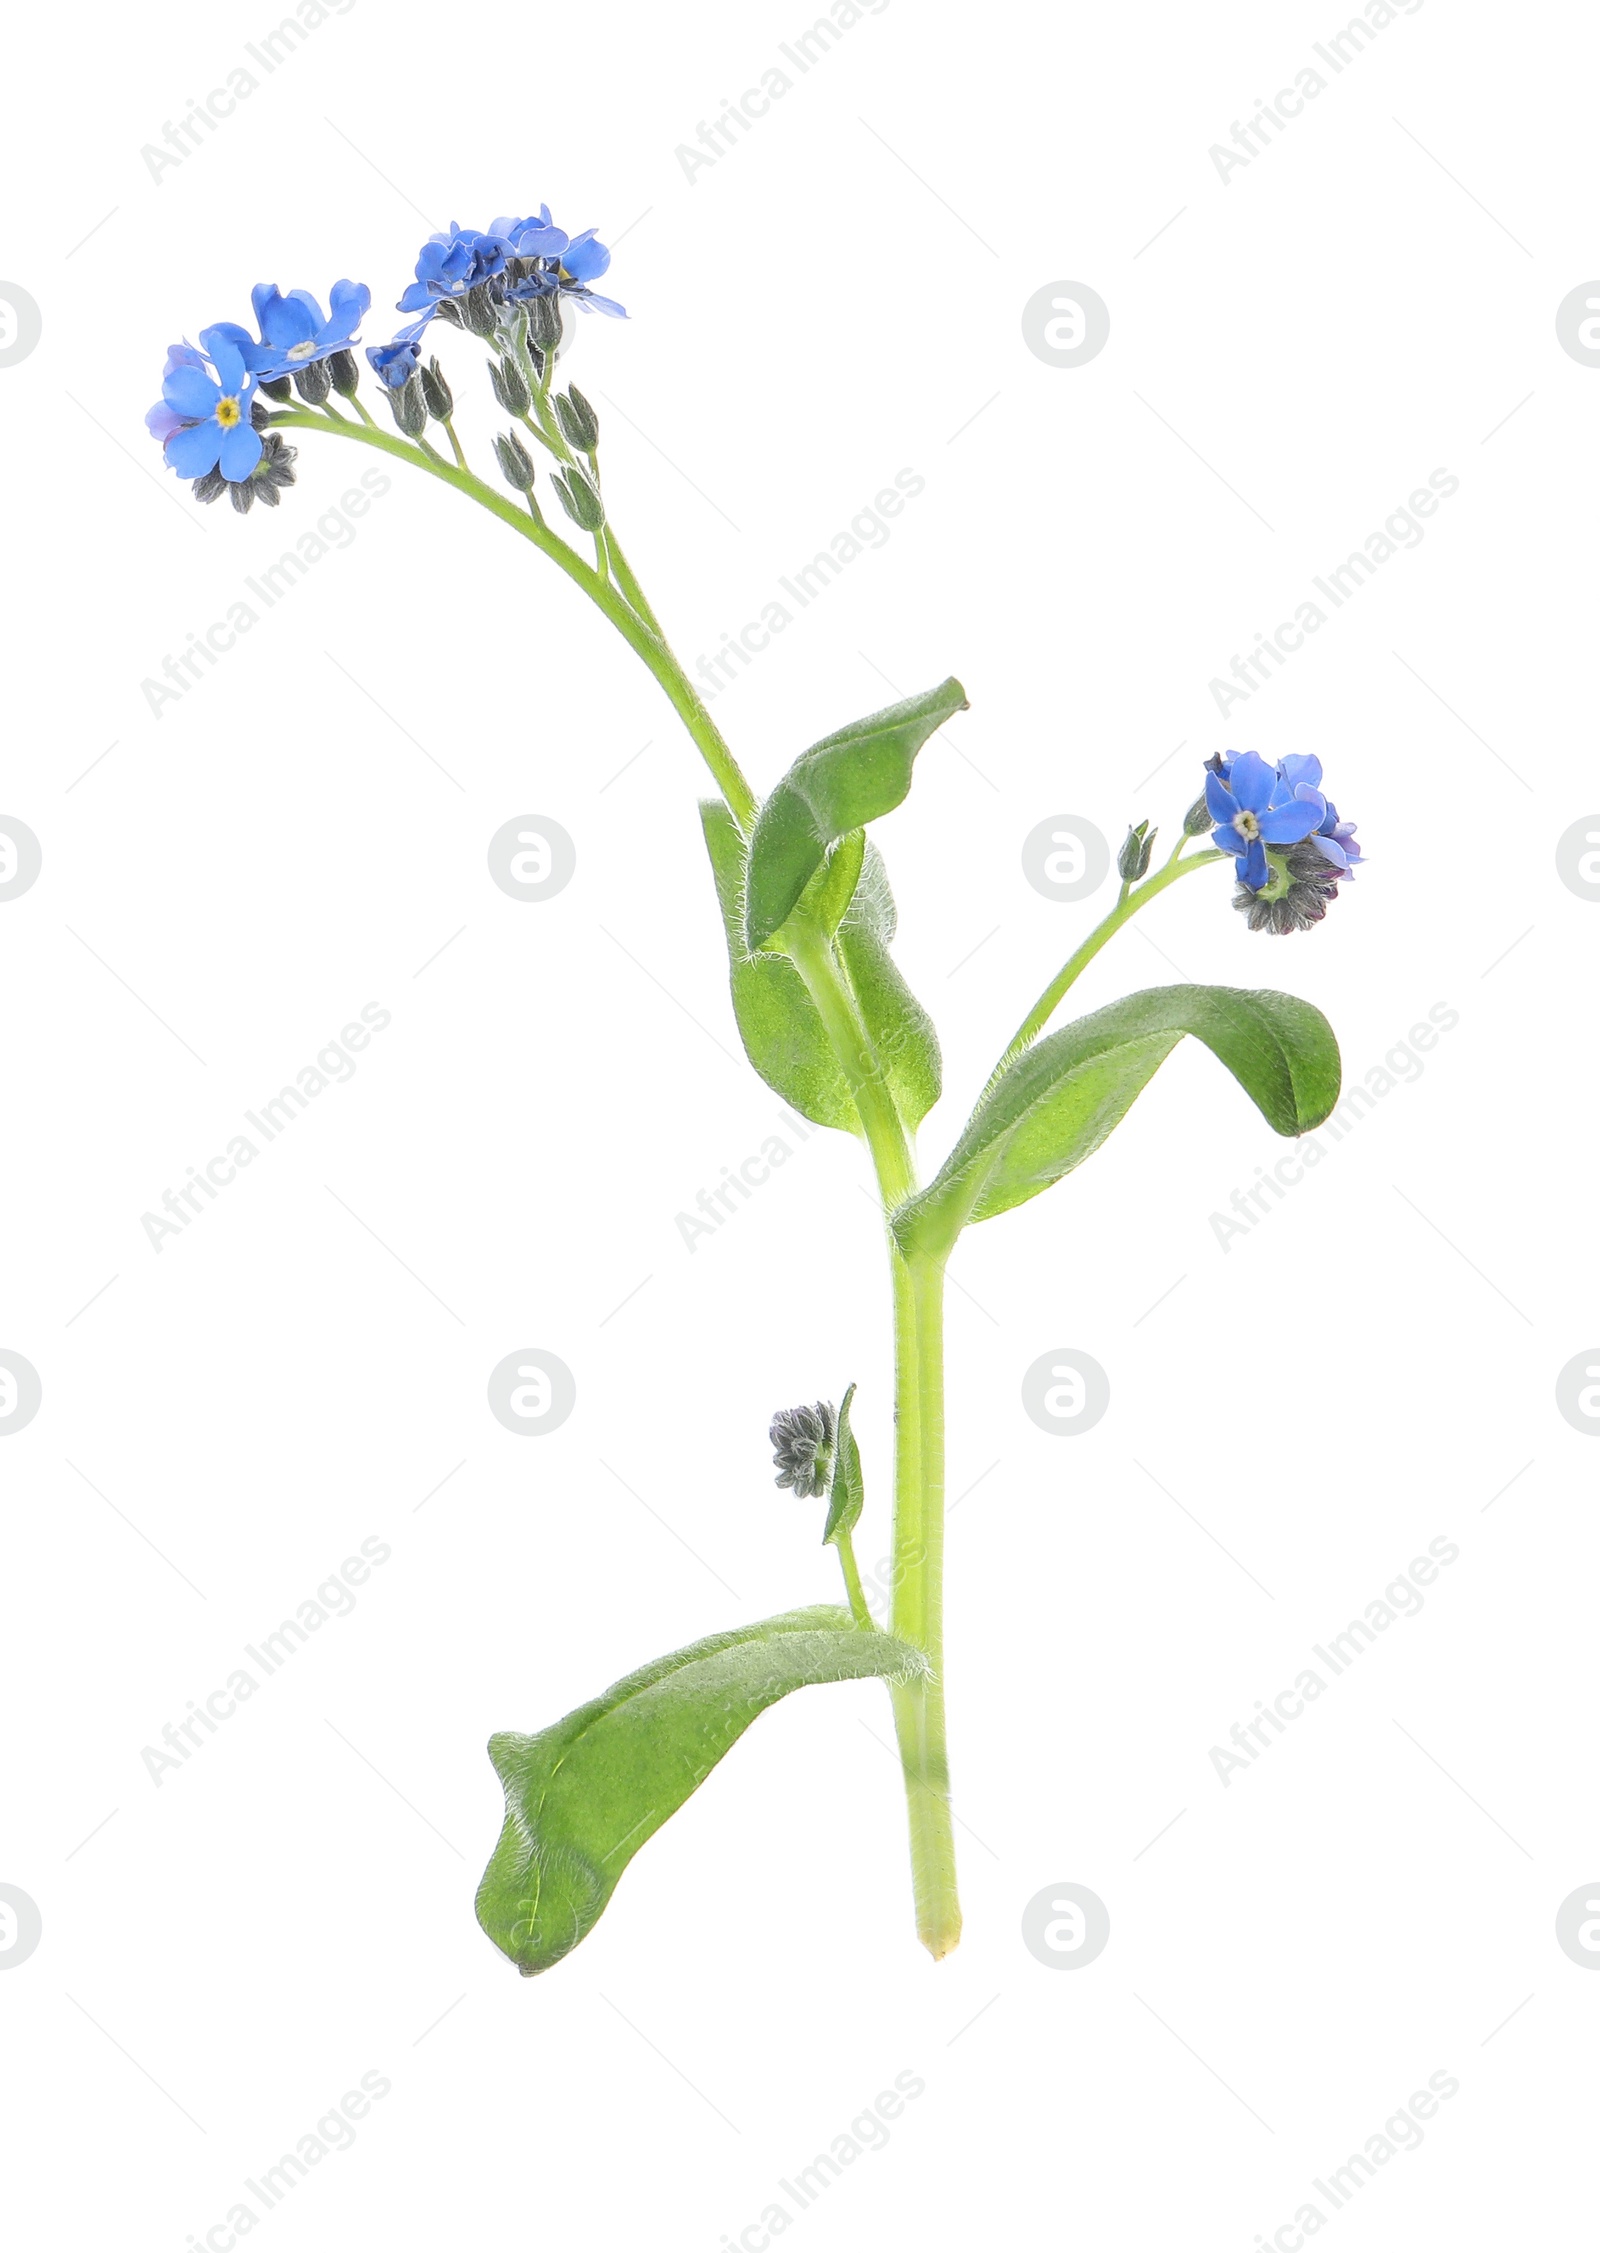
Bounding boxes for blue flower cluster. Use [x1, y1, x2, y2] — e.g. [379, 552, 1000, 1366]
[1203, 750, 1362, 934]
[371, 210, 623, 390]
[146, 209, 622, 504]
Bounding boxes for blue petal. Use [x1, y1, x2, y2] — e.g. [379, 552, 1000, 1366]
[1204, 771, 1235, 824]
[200, 328, 249, 393]
[579, 290, 628, 318]
[1258, 799, 1323, 843]
[1229, 750, 1275, 814]
[261, 291, 318, 349]
[1308, 834, 1349, 871]
[218, 423, 263, 481]
[166, 421, 222, 477]
[1277, 753, 1322, 792]
[1211, 821, 1247, 857]
[563, 231, 611, 283]
[1239, 840, 1269, 891]
[163, 364, 220, 417]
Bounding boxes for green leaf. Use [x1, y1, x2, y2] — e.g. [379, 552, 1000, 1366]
[835, 839, 942, 1130]
[821, 1382, 863, 1547]
[894, 985, 1340, 1258]
[743, 677, 969, 948]
[476, 1606, 927, 1975]
[700, 808, 942, 1133]
[701, 800, 856, 1131]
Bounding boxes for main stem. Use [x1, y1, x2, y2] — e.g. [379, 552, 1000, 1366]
[784, 916, 959, 1957]
[887, 1247, 958, 1956]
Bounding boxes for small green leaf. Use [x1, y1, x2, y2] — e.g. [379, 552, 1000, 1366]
[743, 678, 969, 948]
[476, 1606, 927, 1975]
[894, 985, 1340, 1258]
[701, 808, 942, 1133]
[821, 1382, 863, 1547]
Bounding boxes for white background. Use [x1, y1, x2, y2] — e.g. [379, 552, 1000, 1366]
[3, 1, 1597, 2245]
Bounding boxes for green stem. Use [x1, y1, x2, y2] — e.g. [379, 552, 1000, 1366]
[266, 408, 757, 829]
[832, 1527, 874, 1631]
[783, 917, 913, 1209]
[441, 417, 469, 470]
[1003, 847, 1223, 1059]
[887, 1247, 958, 1958]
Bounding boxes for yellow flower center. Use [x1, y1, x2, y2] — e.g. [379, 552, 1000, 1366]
[287, 340, 317, 360]
[1236, 809, 1260, 841]
[215, 394, 243, 429]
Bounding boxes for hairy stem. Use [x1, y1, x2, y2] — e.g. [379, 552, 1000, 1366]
[1002, 846, 1224, 1060]
[265, 408, 757, 828]
[887, 1246, 958, 1958]
[833, 1527, 874, 1631]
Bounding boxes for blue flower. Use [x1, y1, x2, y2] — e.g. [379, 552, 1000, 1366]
[1205, 749, 1326, 892]
[366, 322, 428, 389]
[1310, 799, 1362, 877]
[395, 223, 504, 315]
[150, 328, 261, 483]
[212, 280, 371, 377]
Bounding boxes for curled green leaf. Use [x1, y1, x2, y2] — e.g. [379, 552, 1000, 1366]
[477, 1606, 928, 1975]
[894, 985, 1341, 1259]
[743, 678, 969, 949]
[701, 805, 941, 1133]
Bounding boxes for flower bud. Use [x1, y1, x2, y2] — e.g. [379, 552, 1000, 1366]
[258, 375, 292, 404]
[554, 385, 600, 452]
[1118, 820, 1156, 882]
[328, 348, 360, 398]
[1182, 792, 1212, 836]
[489, 353, 531, 417]
[420, 356, 454, 421]
[388, 372, 428, 438]
[770, 1402, 836, 1499]
[292, 357, 332, 406]
[552, 466, 605, 531]
[461, 281, 499, 338]
[527, 291, 563, 354]
[493, 429, 536, 491]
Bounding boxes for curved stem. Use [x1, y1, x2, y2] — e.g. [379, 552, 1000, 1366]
[1003, 847, 1224, 1060]
[267, 408, 757, 829]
